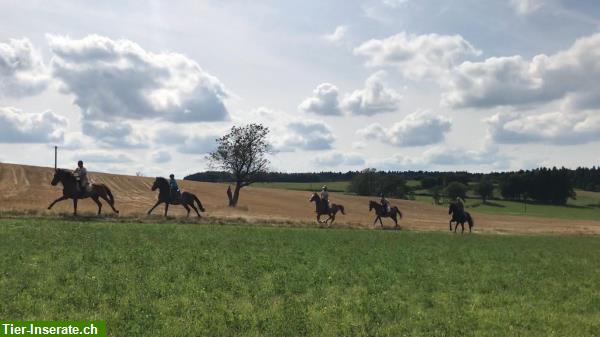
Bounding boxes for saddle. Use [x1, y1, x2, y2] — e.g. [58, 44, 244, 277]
[169, 189, 182, 204]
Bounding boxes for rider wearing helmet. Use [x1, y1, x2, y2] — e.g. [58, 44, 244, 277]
[73, 160, 89, 196]
[320, 185, 330, 212]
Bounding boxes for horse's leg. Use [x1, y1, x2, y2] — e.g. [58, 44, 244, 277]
[379, 216, 384, 227]
[373, 216, 379, 226]
[461, 222, 465, 234]
[48, 196, 68, 210]
[189, 202, 201, 217]
[100, 191, 119, 213]
[183, 204, 191, 217]
[317, 213, 322, 224]
[73, 198, 78, 216]
[393, 214, 398, 228]
[164, 203, 169, 217]
[330, 212, 335, 225]
[92, 196, 102, 215]
[148, 200, 162, 215]
[449, 220, 453, 231]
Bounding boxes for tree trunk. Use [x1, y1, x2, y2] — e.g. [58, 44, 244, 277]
[227, 186, 234, 207]
[231, 182, 242, 207]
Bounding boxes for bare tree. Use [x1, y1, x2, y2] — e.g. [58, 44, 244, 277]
[208, 124, 270, 207]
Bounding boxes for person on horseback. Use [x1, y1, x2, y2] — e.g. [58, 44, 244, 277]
[169, 174, 181, 202]
[456, 196, 465, 212]
[380, 193, 390, 215]
[73, 160, 89, 196]
[321, 185, 330, 213]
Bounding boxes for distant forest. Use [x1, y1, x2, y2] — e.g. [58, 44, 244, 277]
[185, 167, 600, 205]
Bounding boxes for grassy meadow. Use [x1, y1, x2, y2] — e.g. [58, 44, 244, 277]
[2, 217, 600, 336]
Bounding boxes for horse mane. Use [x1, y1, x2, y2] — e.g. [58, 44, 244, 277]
[156, 177, 168, 184]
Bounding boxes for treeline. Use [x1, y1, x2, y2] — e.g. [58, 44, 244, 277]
[498, 168, 575, 205]
[185, 167, 600, 204]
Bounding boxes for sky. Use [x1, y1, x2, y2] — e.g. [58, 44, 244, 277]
[1, 0, 600, 177]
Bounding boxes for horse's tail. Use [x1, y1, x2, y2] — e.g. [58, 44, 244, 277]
[466, 212, 474, 227]
[193, 194, 205, 212]
[104, 185, 115, 205]
[338, 205, 345, 215]
[396, 208, 402, 218]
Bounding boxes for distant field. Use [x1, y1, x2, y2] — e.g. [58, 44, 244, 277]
[253, 181, 350, 192]
[413, 190, 600, 221]
[2, 218, 599, 336]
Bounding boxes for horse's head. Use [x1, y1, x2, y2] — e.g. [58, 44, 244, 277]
[309, 192, 319, 203]
[369, 200, 376, 212]
[151, 177, 167, 191]
[51, 169, 69, 186]
[448, 203, 455, 215]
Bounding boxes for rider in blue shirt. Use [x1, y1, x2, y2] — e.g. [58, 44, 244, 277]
[169, 174, 180, 201]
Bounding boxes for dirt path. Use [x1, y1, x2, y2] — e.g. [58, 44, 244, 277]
[1, 162, 599, 235]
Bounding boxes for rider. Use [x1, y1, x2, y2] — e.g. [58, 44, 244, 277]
[320, 185, 330, 212]
[456, 196, 465, 212]
[169, 174, 181, 202]
[73, 160, 89, 196]
[380, 193, 390, 215]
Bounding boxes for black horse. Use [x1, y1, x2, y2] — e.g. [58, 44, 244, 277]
[369, 200, 402, 228]
[48, 169, 119, 215]
[309, 193, 345, 225]
[148, 177, 205, 217]
[448, 202, 474, 233]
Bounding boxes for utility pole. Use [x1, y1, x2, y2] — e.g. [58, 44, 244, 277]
[54, 146, 58, 170]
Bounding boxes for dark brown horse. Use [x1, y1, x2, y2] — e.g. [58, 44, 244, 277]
[309, 193, 345, 225]
[48, 169, 119, 215]
[448, 202, 474, 233]
[369, 200, 402, 228]
[148, 177, 205, 217]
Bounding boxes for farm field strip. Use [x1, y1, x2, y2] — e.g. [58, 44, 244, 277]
[1, 163, 600, 234]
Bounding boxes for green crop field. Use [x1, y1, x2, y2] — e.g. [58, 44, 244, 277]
[413, 190, 600, 221]
[2, 217, 600, 336]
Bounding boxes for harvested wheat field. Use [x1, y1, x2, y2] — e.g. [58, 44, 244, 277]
[1, 162, 599, 235]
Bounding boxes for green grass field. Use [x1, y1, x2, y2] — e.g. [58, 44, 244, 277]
[413, 191, 600, 221]
[2, 218, 600, 336]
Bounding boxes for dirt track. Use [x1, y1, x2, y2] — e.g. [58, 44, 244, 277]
[1, 163, 600, 235]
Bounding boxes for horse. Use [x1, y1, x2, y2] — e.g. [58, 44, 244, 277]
[369, 200, 402, 228]
[448, 202, 474, 233]
[147, 177, 205, 217]
[309, 193, 345, 225]
[47, 169, 119, 216]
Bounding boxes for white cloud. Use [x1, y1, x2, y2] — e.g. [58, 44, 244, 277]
[354, 32, 481, 81]
[0, 38, 49, 97]
[0, 107, 66, 143]
[324, 25, 349, 44]
[276, 120, 335, 152]
[154, 128, 219, 154]
[151, 150, 172, 163]
[510, 0, 546, 15]
[343, 71, 402, 115]
[487, 110, 600, 145]
[314, 152, 365, 167]
[47, 34, 229, 123]
[373, 142, 507, 170]
[443, 33, 600, 109]
[298, 83, 342, 116]
[358, 110, 451, 146]
[75, 151, 133, 164]
[82, 120, 148, 148]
